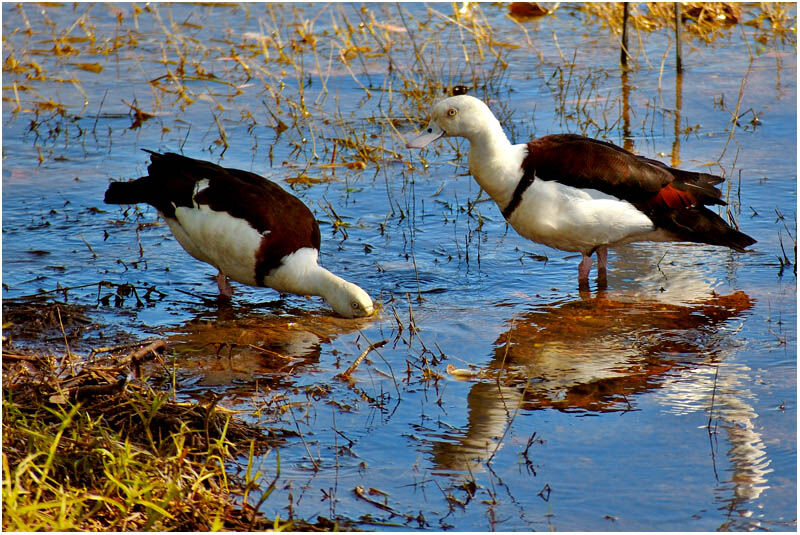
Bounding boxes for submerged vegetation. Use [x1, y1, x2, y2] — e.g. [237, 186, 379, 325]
[3, 2, 796, 532]
[3, 3, 795, 167]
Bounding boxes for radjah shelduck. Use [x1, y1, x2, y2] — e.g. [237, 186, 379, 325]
[406, 95, 756, 287]
[105, 150, 374, 318]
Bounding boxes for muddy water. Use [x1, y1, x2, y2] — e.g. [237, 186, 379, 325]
[2, 3, 796, 531]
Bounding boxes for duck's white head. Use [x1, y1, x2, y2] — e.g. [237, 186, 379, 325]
[406, 95, 500, 149]
[324, 278, 375, 318]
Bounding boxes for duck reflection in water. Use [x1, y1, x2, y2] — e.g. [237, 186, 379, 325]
[150, 307, 372, 396]
[429, 251, 769, 521]
[431, 288, 753, 467]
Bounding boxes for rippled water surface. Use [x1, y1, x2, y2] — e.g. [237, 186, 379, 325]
[3, 3, 796, 531]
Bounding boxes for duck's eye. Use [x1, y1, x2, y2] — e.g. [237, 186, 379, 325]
[447, 108, 457, 117]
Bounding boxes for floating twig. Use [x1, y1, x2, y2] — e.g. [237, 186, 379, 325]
[123, 339, 166, 365]
[354, 485, 395, 514]
[336, 339, 388, 380]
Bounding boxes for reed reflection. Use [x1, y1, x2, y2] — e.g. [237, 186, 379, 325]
[620, 69, 634, 152]
[672, 72, 683, 167]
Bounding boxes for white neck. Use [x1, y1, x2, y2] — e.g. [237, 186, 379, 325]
[266, 247, 365, 316]
[465, 115, 525, 209]
[309, 266, 350, 302]
[268, 248, 335, 297]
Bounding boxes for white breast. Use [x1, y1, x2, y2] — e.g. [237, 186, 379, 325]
[166, 205, 263, 285]
[507, 179, 656, 253]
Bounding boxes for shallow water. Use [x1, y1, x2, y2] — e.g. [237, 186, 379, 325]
[2, 3, 796, 531]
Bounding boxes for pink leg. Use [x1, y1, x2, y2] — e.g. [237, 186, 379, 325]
[596, 247, 608, 288]
[216, 271, 234, 301]
[578, 253, 593, 282]
[596, 247, 608, 272]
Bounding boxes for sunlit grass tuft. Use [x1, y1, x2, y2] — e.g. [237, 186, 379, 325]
[1, 350, 295, 531]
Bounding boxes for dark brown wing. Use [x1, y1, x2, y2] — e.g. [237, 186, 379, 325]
[105, 150, 322, 278]
[523, 134, 725, 209]
[517, 135, 755, 251]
